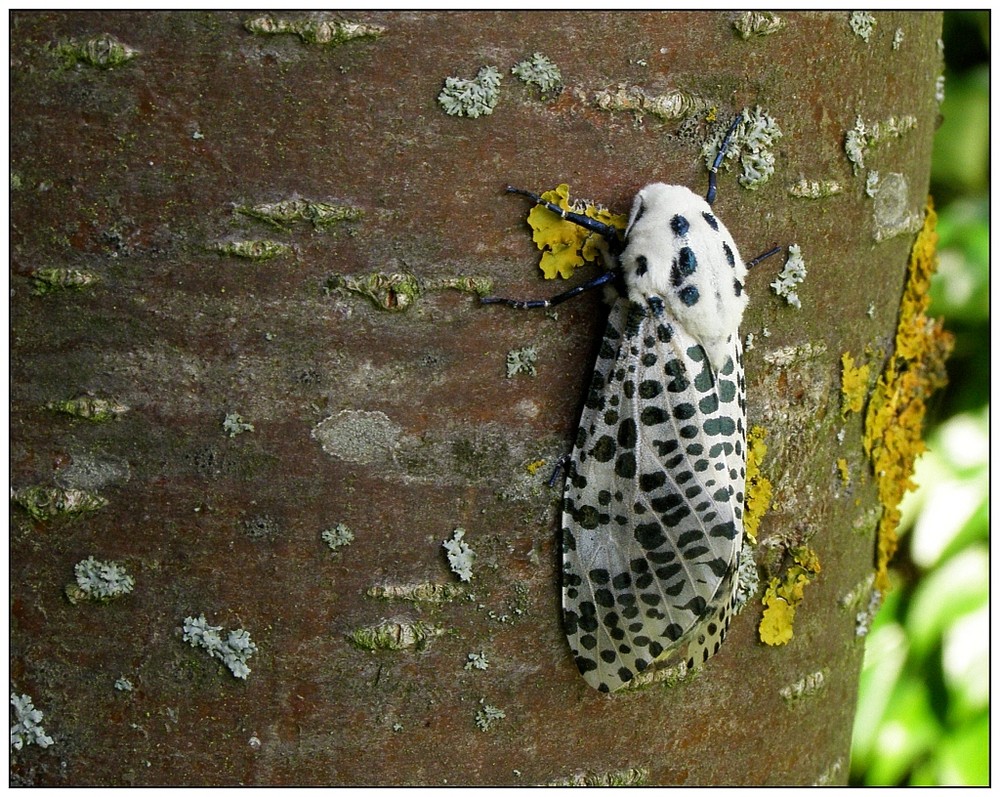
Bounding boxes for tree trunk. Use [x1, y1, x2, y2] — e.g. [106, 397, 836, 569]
[10, 11, 943, 785]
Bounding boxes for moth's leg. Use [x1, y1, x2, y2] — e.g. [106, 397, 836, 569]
[480, 268, 616, 309]
[546, 454, 570, 488]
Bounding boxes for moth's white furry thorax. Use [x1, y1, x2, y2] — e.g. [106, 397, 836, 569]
[620, 183, 749, 371]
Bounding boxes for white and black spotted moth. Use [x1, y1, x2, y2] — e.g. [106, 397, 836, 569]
[482, 117, 781, 693]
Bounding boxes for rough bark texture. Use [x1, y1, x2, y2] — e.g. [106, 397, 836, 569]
[10, 11, 942, 786]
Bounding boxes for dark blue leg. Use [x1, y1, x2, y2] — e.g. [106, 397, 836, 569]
[547, 454, 570, 487]
[481, 268, 617, 309]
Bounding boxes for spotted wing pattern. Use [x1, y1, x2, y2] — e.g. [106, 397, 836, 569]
[561, 296, 746, 693]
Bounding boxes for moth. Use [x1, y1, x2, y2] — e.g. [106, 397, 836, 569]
[483, 117, 781, 692]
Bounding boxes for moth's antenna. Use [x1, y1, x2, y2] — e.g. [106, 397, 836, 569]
[706, 115, 742, 206]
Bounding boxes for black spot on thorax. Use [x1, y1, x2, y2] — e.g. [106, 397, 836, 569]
[679, 285, 700, 306]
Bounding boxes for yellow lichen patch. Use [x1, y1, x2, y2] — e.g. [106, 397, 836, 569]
[759, 546, 822, 646]
[525, 459, 546, 475]
[836, 457, 851, 487]
[525, 184, 627, 280]
[863, 199, 954, 593]
[840, 351, 870, 418]
[744, 425, 773, 544]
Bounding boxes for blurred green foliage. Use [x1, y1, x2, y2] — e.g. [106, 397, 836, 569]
[850, 11, 989, 786]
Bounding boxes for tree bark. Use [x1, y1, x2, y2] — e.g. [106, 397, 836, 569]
[10, 11, 942, 785]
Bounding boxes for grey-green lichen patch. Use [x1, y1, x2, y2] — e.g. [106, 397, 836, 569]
[55, 33, 138, 68]
[11, 485, 108, 521]
[779, 670, 828, 704]
[326, 272, 419, 312]
[865, 170, 880, 197]
[65, 556, 135, 605]
[114, 677, 133, 692]
[46, 395, 128, 421]
[593, 83, 707, 121]
[222, 412, 254, 437]
[871, 172, 922, 241]
[624, 659, 691, 690]
[844, 114, 917, 174]
[347, 619, 442, 652]
[465, 651, 490, 671]
[814, 758, 845, 787]
[733, 539, 760, 613]
[322, 523, 355, 553]
[506, 346, 537, 378]
[324, 271, 493, 312]
[762, 340, 827, 369]
[770, 243, 807, 308]
[474, 701, 506, 732]
[443, 528, 475, 582]
[211, 239, 291, 262]
[30, 267, 100, 296]
[314, 413, 547, 488]
[366, 582, 465, 603]
[849, 11, 876, 43]
[426, 275, 494, 297]
[546, 767, 649, 787]
[438, 66, 502, 118]
[236, 198, 362, 230]
[182, 615, 257, 680]
[702, 106, 782, 190]
[312, 409, 402, 466]
[733, 11, 786, 39]
[856, 510, 885, 549]
[855, 588, 883, 637]
[841, 574, 882, 637]
[511, 53, 562, 96]
[788, 178, 843, 199]
[244, 15, 385, 46]
[756, 345, 829, 468]
[10, 692, 54, 750]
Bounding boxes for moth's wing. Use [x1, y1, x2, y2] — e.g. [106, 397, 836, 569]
[561, 300, 746, 693]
